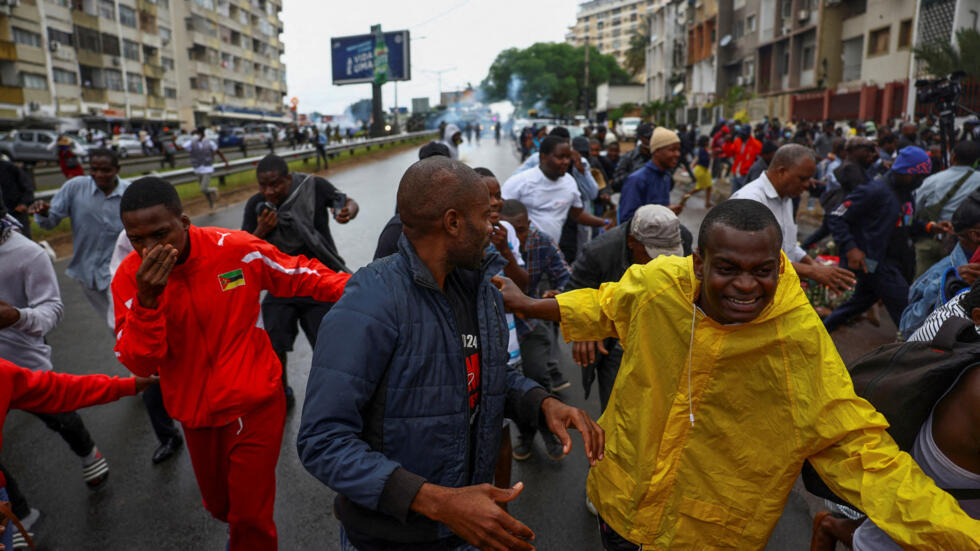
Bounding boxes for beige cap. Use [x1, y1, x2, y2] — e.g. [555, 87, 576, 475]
[630, 204, 684, 258]
[649, 127, 680, 153]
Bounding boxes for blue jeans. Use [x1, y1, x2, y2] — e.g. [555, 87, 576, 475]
[1, 488, 13, 551]
[339, 528, 478, 551]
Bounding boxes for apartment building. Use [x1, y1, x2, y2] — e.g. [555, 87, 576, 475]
[566, 0, 654, 82]
[716, 0, 762, 98]
[644, 0, 686, 102]
[0, 0, 287, 130]
[685, 0, 719, 107]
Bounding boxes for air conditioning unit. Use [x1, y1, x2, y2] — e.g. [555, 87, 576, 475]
[49, 41, 60, 52]
[798, 10, 809, 21]
[782, 26, 792, 35]
[111, 56, 120, 66]
[28, 101, 40, 112]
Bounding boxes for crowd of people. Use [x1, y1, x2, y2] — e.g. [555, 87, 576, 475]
[0, 109, 978, 551]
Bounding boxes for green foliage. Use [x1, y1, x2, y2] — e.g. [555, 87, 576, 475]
[609, 107, 625, 121]
[913, 28, 980, 79]
[624, 16, 650, 77]
[481, 42, 631, 117]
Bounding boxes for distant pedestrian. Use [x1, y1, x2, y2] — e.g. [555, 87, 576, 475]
[181, 128, 229, 210]
[494, 121, 501, 144]
[160, 136, 178, 169]
[682, 135, 713, 208]
[53, 135, 84, 179]
[312, 127, 328, 170]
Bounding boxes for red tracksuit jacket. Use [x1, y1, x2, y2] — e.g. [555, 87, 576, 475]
[112, 225, 350, 429]
[0, 358, 137, 487]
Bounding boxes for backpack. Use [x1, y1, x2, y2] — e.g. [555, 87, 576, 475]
[802, 317, 980, 511]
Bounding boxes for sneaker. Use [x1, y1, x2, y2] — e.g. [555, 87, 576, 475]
[11, 508, 40, 551]
[512, 434, 533, 461]
[544, 433, 567, 461]
[82, 447, 109, 488]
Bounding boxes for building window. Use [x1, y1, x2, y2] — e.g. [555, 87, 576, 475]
[782, 50, 790, 73]
[734, 20, 744, 40]
[161, 56, 174, 70]
[98, 0, 114, 20]
[53, 68, 78, 84]
[802, 44, 815, 70]
[119, 5, 137, 27]
[867, 26, 890, 56]
[159, 26, 172, 41]
[898, 19, 913, 49]
[20, 72, 48, 89]
[101, 33, 120, 56]
[76, 26, 101, 52]
[126, 72, 144, 94]
[746, 14, 756, 32]
[781, 0, 792, 19]
[12, 28, 42, 48]
[47, 27, 73, 47]
[123, 39, 140, 60]
[194, 0, 215, 9]
[842, 36, 862, 81]
[79, 65, 102, 88]
[104, 69, 124, 91]
[164, 86, 177, 98]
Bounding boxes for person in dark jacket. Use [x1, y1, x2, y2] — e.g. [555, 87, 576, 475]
[610, 123, 654, 192]
[568, 204, 689, 412]
[824, 147, 951, 332]
[242, 154, 359, 409]
[298, 157, 604, 551]
[0, 158, 33, 238]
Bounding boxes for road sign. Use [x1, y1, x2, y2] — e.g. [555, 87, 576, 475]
[331, 30, 410, 85]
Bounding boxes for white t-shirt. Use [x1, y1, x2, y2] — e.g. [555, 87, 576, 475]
[180, 138, 219, 174]
[501, 167, 582, 242]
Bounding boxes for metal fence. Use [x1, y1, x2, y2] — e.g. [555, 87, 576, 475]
[35, 131, 437, 200]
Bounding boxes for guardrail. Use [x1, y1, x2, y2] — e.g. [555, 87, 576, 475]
[35, 130, 437, 200]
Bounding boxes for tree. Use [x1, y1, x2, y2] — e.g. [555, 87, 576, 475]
[624, 16, 650, 78]
[482, 42, 631, 117]
[709, 86, 754, 118]
[912, 28, 980, 79]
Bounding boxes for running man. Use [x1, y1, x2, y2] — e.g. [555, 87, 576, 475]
[181, 128, 229, 209]
[495, 199, 980, 550]
[112, 177, 350, 550]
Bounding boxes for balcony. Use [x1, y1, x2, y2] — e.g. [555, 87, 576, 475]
[71, 10, 100, 29]
[0, 86, 23, 105]
[0, 41, 16, 61]
[82, 88, 108, 102]
[143, 63, 165, 79]
[146, 95, 166, 109]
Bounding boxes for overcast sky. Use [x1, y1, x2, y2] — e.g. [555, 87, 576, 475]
[281, 0, 578, 115]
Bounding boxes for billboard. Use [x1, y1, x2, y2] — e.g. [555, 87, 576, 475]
[331, 30, 410, 85]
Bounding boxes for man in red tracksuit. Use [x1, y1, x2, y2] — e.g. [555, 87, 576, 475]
[110, 177, 350, 550]
[0, 358, 152, 548]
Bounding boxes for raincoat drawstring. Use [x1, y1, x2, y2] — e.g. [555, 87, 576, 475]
[687, 306, 696, 426]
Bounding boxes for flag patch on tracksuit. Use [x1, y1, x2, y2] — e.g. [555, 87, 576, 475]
[218, 269, 245, 291]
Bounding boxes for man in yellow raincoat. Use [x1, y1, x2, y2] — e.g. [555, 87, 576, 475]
[493, 199, 980, 550]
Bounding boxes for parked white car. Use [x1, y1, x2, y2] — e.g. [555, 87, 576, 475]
[111, 134, 144, 158]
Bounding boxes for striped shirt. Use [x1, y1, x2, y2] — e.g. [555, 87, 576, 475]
[908, 292, 974, 342]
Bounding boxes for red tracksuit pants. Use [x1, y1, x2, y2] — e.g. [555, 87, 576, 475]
[183, 393, 286, 551]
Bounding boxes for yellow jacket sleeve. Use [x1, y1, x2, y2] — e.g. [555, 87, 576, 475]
[557, 263, 653, 343]
[801, 332, 980, 549]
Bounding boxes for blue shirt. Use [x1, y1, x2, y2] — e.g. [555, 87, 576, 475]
[915, 166, 980, 221]
[618, 160, 673, 223]
[899, 242, 969, 339]
[35, 175, 130, 290]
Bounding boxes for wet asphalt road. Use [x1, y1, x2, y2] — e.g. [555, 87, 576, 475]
[2, 138, 824, 550]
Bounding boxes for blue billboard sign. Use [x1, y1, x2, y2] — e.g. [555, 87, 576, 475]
[331, 30, 410, 85]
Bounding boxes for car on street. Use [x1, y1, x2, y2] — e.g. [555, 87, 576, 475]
[619, 117, 642, 140]
[218, 127, 246, 147]
[111, 133, 144, 158]
[243, 123, 278, 144]
[0, 129, 60, 162]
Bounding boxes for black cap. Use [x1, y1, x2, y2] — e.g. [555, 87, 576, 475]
[418, 141, 451, 160]
[636, 123, 654, 139]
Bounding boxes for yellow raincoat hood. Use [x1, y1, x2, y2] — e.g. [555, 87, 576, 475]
[557, 254, 980, 550]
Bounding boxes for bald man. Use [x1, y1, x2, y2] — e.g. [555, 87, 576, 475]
[731, 144, 857, 292]
[298, 157, 604, 551]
